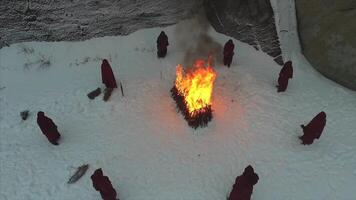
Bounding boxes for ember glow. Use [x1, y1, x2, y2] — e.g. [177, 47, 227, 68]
[174, 59, 217, 117]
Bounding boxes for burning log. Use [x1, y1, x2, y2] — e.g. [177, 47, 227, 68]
[171, 86, 213, 128]
[171, 59, 216, 129]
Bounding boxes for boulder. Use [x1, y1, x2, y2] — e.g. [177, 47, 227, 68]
[296, 0, 356, 90]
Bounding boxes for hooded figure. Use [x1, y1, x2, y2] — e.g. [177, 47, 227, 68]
[91, 168, 104, 191]
[280, 61, 293, 79]
[223, 39, 235, 67]
[276, 60, 293, 92]
[228, 165, 259, 200]
[276, 74, 289, 92]
[299, 111, 326, 145]
[99, 176, 117, 200]
[101, 59, 117, 89]
[37, 111, 61, 145]
[91, 169, 118, 200]
[157, 31, 169, 58]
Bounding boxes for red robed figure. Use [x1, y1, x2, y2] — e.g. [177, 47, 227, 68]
[101, 59, 117, 89]
[276, 60, 293, 92]
[228, 165, 259, 200]
[99, 176, 117, 200]
[91, 168, 118, 200]
[223, 39, 235, 67]
[299, 111, 326, 145]
[157, 31, 169, 58]
[277, 74, 289, 92]
[91, 168, 104, 191]
[280, 61, 293, 79]
[37, 111, 61, 145]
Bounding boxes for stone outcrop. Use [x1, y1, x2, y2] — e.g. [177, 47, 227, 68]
[296, 0, 356, 90]
[205, 0, 283, 65]
[0, 0, 283, 66]
[0, 0, 202, 48]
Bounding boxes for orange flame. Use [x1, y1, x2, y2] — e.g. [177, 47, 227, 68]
[175, 59, 217, 116]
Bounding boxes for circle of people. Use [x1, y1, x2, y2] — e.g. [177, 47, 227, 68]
[34, 31, 327, 200]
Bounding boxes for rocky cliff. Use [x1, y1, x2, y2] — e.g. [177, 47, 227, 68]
[0, 0, 202, 47]
[0, 0, 283, 65]
[296, 0, 356, 90]
[205, 0, 283, 65]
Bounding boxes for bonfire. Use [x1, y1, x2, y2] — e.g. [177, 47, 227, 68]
[171, 58, 217, 128]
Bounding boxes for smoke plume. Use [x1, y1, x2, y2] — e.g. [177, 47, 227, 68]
[174, 9, 223, 67]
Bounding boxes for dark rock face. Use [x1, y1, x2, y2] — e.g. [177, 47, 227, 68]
[0, 0, 203, 48]
[296, 0, 356, 90]
[205, 0, 283, 65]
[0, 0, 283, 65]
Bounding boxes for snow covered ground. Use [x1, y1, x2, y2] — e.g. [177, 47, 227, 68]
[1, 3, 356, 200]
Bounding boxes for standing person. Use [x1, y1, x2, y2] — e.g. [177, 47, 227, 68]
[228, 165, 259, 200]
[157, 31, 169, 58]
[276, 73, 289, 92]
[280, 60, 293, 79]
[276, 60, 294, 92]
[37, 111, 61, 145]
[91, 168, 104, 191]
[91, 168, 118, 200]
[300, 111, 327, 145]
[223, 39, 235, 67]
[101, 59, 117, 89]
[101, 59, 117, 101]
[99, 176, 117, 200]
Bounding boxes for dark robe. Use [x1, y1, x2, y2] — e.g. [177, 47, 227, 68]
[157, 31, 169, 58]
[276, 74, 289, 92]
[101, 59, 117, 89]
[37, 111, 60, 145]
[276, 61, 293, 92]
[223, 39, 235, 67]
[91, 168, 104, 191]
[99, 176, 117, 200]
[228, 165, 259, 200]
[280, 61, 293, 79]
[299, 111, 326, 145]
[91, 169, 118, 200]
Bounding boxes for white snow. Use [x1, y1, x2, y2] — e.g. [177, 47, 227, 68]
[1, 2, 356, 200]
